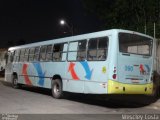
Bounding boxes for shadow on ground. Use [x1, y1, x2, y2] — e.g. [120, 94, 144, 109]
[1, 81, 159, 108]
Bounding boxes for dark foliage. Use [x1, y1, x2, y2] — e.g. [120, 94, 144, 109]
[83, 0, 160, 38]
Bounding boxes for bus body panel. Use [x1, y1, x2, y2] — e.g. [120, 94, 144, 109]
[15, 60, 110, 93]
[18, 62, 67, 89]
[107, 31, 118, 82]
[65, 61, 109, 93]
[115, 54, 153, 94]
[118, 54, 153, 84]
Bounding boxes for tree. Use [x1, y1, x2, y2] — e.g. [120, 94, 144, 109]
[83, 0, 160, 38]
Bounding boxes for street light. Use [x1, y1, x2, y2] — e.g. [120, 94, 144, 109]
[60, 20, 65, 25]
[59, 19, 73, 36]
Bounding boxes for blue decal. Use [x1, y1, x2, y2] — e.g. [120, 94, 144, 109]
[145, 64, 150, 73]
[80, 61, 93, 80]
[33, 63, 45, 86]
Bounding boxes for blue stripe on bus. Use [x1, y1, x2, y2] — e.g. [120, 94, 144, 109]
[33, 63, 45, 86]
[80, 61, 93, 80]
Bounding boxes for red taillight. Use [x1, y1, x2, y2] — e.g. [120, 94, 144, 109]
[112, 74, 117, 79]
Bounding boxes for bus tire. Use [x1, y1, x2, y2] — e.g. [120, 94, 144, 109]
[51, 79, 63, 99]
[12, 75, 21, 89]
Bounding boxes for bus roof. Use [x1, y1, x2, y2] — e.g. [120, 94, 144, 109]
[8, 29, 154, 51]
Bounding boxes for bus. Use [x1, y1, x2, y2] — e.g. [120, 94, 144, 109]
[5, 29, 156, 99]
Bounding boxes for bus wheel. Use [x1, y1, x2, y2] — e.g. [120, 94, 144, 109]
[12, 75, 21, 89]
[52, 79, 63, 99]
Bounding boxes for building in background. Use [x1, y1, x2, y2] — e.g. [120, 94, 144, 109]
[0, 48, 7, 76]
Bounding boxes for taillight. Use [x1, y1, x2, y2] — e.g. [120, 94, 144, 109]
[112, 74, 117, 79]
[112, 67, 117, 79]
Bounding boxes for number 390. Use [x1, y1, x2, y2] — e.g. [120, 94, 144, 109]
[125, 65, 133, 72]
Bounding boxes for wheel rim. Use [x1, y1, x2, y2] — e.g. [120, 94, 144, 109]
[53, 83, 60, 96]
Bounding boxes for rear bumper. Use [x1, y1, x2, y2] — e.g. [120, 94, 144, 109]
[108, 80, 153, 94]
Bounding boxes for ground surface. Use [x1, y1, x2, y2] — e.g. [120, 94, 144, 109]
[0, 78, 160, 119]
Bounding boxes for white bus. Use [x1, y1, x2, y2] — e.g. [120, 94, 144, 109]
[5, 29, 156, 98]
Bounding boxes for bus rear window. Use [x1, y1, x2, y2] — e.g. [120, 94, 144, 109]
[119, 33, 152, 56]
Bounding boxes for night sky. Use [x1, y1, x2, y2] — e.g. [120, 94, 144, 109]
[0, 0, 103, 48]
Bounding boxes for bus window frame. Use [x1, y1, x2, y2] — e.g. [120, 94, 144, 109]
[67, 39, 87, 62]
[33, 46, 40, 62]
[46, 44, 53, 62]
[39, 45, 47, 62]
[13, 49, 20, 62]
[29, 47, 35, 62]
[53, 42, 68, 62]
[119, 33, 153, 56]
[19, 49, 25, 62]
[24, 48, 29, 62]
[8, 51, 14, 63]
[87, 36, 108, 61]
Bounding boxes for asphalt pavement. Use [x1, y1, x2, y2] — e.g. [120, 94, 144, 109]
[0, 78, 160, 120]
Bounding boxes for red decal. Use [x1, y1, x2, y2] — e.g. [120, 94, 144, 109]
[139, 64, 146, 75]
[22, 64, 32, 85]
[68, 62, 79, 80]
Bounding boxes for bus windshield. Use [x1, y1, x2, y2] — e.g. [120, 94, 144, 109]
[119, 33, 153, 56]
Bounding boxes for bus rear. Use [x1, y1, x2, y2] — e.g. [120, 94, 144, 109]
[108, 31, 153, 94]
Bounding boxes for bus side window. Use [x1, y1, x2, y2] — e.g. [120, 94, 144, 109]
[68, 40, 87, 61]
[68, 42, 78, 61]
[46, 45, 53, 61]
[8, 51, 14, 63]
[62, 43, 68, 61]
[97, 37, 108, 60]
[14, 50, 20, 62]
[77, 40, 87, 61]
[87, 37, 108, 61]
[34, 47, 40, 61]
[24, 49, 29, 62]
[53, 43, 64, 61]
[19, 49, 25, 62]
[40, 46, 47, 61]
[87, 39, 97, 61]
[29, 48, 35, 62]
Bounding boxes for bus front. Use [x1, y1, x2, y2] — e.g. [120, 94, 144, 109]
[108, 31, 154, 95]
